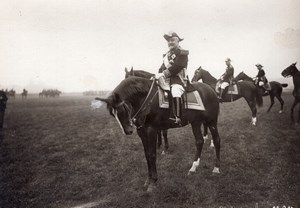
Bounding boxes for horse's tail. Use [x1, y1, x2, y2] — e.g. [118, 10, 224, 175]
[256, 89, 263, 107]
[281, 83, 288, 88]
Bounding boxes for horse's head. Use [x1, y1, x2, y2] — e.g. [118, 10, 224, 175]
[124, 67, 134, 79]
[282, 62, 298, 77]
[191, 66, 203, 82]
[235, 71, 253, 82]
[96, 93, 134, 135]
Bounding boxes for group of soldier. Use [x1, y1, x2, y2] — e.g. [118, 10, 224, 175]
[156, 31, 268, 125]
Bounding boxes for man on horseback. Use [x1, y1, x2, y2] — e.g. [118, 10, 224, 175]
[155, 31, 189, 125]
[218, 58, 234, 101]
[254, 64, 268, 87]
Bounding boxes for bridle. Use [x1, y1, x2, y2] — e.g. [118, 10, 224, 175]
[112, 78, 158, 129]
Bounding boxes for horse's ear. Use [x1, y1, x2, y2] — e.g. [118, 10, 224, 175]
[293, 62, 297, 66]
[125, 67, 128, 73]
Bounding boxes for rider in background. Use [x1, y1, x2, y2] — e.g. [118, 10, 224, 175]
[156, 31, 189, 125]
[218, 58, 234, 101]
[254, 64, 268, 87]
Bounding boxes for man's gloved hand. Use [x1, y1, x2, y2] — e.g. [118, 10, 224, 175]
[155, 73, 165, 79]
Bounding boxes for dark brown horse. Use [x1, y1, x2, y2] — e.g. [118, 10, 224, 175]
[192, 67, 263, 126]
[97, 77, 221, 192]
[124, 67, 169, 153]
[281, 62, 300, 124]
[234, 72, 288, 113]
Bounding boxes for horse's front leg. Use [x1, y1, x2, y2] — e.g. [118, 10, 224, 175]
[188, 122, 204, 175]
[290, 99, 297, 125]
[137, 126, 158, 192]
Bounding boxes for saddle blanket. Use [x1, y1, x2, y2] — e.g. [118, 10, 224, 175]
[158, 88, 205, 111]
[216, 84, 239, 95]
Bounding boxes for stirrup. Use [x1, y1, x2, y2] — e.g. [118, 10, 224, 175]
[169, 117, 182, 126]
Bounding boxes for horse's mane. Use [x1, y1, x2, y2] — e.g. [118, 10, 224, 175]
[132, 70, 154, 78]
[200, 68, 218, 83]
[113, 77, 152, 102]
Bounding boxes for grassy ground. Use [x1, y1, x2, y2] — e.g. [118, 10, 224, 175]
[0, 93, 299, 208]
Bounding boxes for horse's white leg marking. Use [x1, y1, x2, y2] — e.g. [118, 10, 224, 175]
[210, 139, 215, 148]
[112, 109, 126, 135]
[212, 167, 220, 174]
[203, 135, 208, 143]
[251, 117, 257, 126]
[189, 158, 200, 173]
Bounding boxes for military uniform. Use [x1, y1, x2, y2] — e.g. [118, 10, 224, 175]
[0, 90, 8, 129]
[218, 58, 234, 101]
[159, 47, 189, 96]
[157, 31, 188, 125]
[255, 64, 268, 86]
[220, 64, 234, 88]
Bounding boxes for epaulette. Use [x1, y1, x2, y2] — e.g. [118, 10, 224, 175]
[179, 49, 189, 56]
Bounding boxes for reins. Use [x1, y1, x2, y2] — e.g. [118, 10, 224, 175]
[131, 78, 158, 128]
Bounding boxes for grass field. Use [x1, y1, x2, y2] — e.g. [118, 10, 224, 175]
[0, 93, 299, 208]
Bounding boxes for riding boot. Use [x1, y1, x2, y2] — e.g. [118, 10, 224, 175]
[173, 97, 182, 126]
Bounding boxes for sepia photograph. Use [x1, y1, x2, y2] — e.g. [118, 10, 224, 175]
[0, 0, 299, 207]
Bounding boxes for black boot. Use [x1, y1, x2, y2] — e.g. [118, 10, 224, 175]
[218, 88, 224, 101]
[173, 97, 182, 125]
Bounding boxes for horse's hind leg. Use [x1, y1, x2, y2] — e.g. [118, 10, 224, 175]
[209, 124, 221, 174]
[188, 122, 204, 175]
[162, 130, 169, 154]
[246, 100, 257, 125]
[275, 94, 284, 113]
[267, 94, 275, 113]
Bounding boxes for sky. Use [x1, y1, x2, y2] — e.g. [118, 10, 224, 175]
[0, 0, 300, 93]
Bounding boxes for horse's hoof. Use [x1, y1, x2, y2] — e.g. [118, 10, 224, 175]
[161, 150, 166, 155]
[146, 183, 156, 193]
[279, 110, 283, 114]
[212, 167, 220, 174]
[187, 170, 196, 176]
[144, 178, 150, 187]
[209, 144, 215, 148]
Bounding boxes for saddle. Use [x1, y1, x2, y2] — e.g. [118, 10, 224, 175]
[216, 80, 239, 95]
[262, 83, 271, 91]
[156, 78, 205, 111]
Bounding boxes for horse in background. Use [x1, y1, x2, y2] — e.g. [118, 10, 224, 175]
[97, 77, 221, 192]
[235, 72, 288, 113]
[192, 66, 263, 125]
[5, 89, 16, 99]
[124, 67, 169, 154]
[21, 88, 28, 99]
[281, 62, 300, 124]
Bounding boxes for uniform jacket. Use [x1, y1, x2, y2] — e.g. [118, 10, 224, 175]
[158, 47, 189, 86]
[256, 69, 268, 83]
[221, 65, 234, 83]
